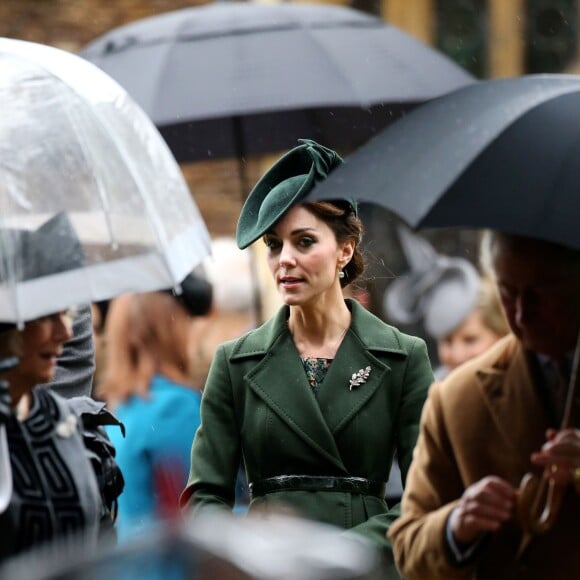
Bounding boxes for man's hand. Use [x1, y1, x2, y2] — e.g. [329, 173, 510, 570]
[531, 428, 580, 486]
[450, 476, 516, 545]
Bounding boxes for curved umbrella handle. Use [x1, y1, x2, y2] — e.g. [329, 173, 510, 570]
[517, 471, 565, 535]
[0, 424, 12, 513]
[517, 328, 580, 554]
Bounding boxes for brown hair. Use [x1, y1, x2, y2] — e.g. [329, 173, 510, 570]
[96, 292, 195, 405]
[303, 200, 364, 288]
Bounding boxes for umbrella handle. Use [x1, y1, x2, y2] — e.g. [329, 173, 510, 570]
[517, 471, 565, 535]
[516, 328, 580, 547]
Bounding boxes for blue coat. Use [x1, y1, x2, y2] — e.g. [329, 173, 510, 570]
[109, 375, 202, 539]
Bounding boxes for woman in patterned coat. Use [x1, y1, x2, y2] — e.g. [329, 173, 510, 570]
[0, 306, 124, 564]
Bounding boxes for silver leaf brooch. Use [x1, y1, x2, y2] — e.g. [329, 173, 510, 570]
[349, 366, 371, 391]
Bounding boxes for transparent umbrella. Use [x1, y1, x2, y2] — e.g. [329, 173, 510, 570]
[0, 37, 211, 515]
[0, 37, 211, 325]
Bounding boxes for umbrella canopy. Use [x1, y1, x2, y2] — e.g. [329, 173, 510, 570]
[0, 37, 211, 324]
[309, 74, 580, 251]
[81, 2, 474, 162]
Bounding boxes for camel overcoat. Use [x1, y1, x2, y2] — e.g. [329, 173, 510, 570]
[389, 334, 580, 579]
[181, 299, 433, 572]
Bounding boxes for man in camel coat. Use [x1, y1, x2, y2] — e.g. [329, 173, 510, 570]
[388, 231, 580, 579]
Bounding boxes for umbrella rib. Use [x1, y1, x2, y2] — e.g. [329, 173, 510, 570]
[54, 78, 117, 251]
[176, 19, 383, 43]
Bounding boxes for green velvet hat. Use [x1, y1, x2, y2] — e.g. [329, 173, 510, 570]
[236, 139, 355, 249]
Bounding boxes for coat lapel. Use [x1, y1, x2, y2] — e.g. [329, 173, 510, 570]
[317, 300, 407, 435]
[317, 330, 390, 434]
[232, 300, 411, 473]
[238, 308, 347, 473]
[476, 335, 549, 472]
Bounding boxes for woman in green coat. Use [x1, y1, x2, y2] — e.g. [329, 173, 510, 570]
[180, 140, 433, 576]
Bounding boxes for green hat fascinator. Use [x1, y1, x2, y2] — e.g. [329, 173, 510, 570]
[236, 139, 354, 249]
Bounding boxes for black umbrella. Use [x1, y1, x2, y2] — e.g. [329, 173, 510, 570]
[309, 73, 580, 554]
[309, 74, 580, 251]
[81, 2, 473, 164]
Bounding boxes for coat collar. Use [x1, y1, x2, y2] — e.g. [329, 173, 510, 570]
[230, 299, 410, 359]
[474, 334, 549, 471]
[230, 300, 410, 472]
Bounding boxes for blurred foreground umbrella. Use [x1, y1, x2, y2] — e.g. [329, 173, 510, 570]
[0, 37, 211, 325]
[309, 74, 580, 251]
[81, 2, 474, 166]
[0, 511, 382, 580]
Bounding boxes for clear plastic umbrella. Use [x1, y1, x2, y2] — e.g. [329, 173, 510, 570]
[0, 37, 211, 325]
[0, 37, 211, 516]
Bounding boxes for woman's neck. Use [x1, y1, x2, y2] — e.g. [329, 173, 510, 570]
[288, 297, 351, 359]
[6, 373, 33, 411]
[15, 391, 31, 421]
[6, 376, 33, 420]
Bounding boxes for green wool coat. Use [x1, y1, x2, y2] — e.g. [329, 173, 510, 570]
[181, 299, 433, 575]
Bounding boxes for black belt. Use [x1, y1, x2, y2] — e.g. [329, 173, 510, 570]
[249, 475, 387, 499]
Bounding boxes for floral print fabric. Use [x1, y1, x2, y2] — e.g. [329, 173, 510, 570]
[301, 357, 331, 396]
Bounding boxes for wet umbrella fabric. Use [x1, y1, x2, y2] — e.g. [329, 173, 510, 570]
[81, 2, 474, 162]
[309, 74, 580, 251]
[0, 37, 211, 324]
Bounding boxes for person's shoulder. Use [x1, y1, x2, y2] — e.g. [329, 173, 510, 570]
[218, 325, 265, 358]
[433, 334, 516, 403]
[349, 298, 427, 354]
[223, 306, 290, 359]
[62, 395, 125, 437]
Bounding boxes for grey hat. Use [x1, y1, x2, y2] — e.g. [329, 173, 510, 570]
[384, 226, 481, 338]
[0, 211, 85, 331]
[0, 211, 85, 283]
